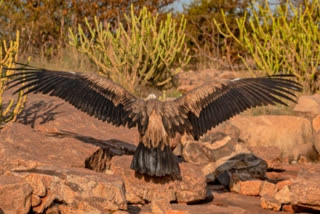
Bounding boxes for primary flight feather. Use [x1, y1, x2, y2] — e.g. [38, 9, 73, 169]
[4, 64, 302, 177]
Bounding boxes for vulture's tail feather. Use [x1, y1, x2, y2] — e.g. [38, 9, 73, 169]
[131, 143, 180, 177]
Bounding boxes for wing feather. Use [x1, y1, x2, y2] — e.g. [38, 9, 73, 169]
[4, 64, 146, 129]
[173, 75, 302, 139]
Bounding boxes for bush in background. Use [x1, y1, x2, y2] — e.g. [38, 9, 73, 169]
[215, 0, 320, 93]
[182, 0, 252, 70]
[0, 0, 175, 59]
[69, 5, 190, 93]
[0, 31, 27, 128]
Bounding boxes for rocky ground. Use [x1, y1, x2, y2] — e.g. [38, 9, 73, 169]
[0, 69, 320, 214]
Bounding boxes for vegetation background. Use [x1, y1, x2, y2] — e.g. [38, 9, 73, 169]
[0, 0, 319, 126]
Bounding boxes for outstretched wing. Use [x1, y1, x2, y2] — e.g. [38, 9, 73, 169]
[4, 64, 148, 132]
[172, 75, 302, 140]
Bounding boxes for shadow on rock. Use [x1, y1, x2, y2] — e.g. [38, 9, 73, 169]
[49, 130, 136, 172]
[17, 100, 63, 128]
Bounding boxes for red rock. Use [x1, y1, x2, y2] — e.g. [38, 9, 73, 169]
[276, 179, 293, 190]
[250, 146, 282, 169]
[283, 171, 320, 211]
[151, 196, 171, 214]
[314, 131, 320, 156]
[275, 185, 293, 204]
[113, 211, 130, 214]
[13, 166, 127, 213]
[297, 155, 310, 164]
[59, 202, 103, 214]
[259, 181, 278, 197]
[231, 180, 262, 196]
[282, 204, 295, 213]
[33, 190, 57, 213]
[31, 194, 41, 207]
[0, 122, 99, 173]
[45, 204, 60, 214]
[230, 115, 313, 160]
[109, 155, 207, 204]
[166, 210, 190, 214]
[294, 94, 320, 115]
[0, 175, 33, 214]
[313, 115, 320, 132]
[260, 195, 282, 211]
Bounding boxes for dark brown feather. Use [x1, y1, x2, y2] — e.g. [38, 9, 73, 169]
[5, 65, 146, 129]
[174, 76, 302, 139]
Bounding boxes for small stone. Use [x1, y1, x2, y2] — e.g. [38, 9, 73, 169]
[282, 204, 295, 213]
[45, 204, 61, 214]
[276, 179, 293, 190]
[231, 180, 262, 196]
[259, 181, 278, 197]
[298, 155, 309, 164]
[275, 186, 292, 204]
[260, 195, 282, 211]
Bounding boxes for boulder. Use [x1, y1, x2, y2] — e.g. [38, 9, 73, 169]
[294, 94, 320, 116]
[182, 135, 267, 185]
[214, 153, 267, 188]
[109, 155, 207, 204]
[0, 175, 33, 214]
[12, 166, 127, 213]
[230, 115, 314, 160]
[183, 135, 250, 166]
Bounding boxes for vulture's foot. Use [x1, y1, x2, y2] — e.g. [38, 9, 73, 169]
[130, 143, 180, 177]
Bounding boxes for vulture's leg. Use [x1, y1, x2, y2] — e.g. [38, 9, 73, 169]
[130, 142, 180, 177]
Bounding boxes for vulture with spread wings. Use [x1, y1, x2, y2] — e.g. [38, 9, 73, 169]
[4, 64, 302, 177]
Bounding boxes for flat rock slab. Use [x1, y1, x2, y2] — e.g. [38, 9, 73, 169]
[0, 122, 98, 173]
[12, 166, 127, 213]
[109, 155, 207, 204]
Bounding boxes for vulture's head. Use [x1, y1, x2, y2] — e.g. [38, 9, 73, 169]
[146, 93, 157, 100]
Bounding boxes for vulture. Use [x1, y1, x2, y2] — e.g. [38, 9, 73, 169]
[3, 63, 302, 177]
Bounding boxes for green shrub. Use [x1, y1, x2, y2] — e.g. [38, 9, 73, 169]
[0, 31, 27, 128]
[69, 5, 190, 94]
[182, 0, 251, 69]
[214, 0, 320, 93]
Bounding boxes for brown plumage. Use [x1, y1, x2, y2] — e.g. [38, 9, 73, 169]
[4, 63, 302, 177]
